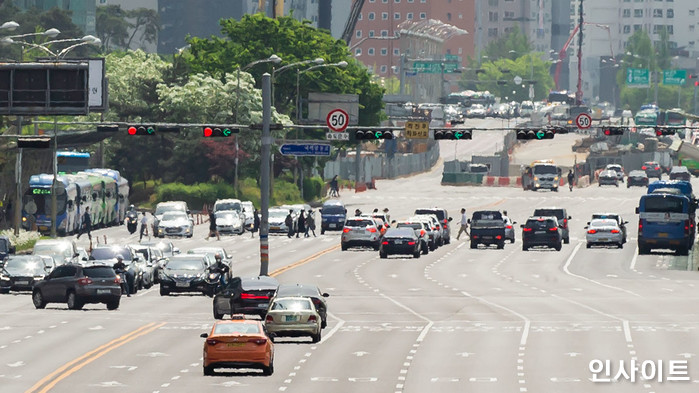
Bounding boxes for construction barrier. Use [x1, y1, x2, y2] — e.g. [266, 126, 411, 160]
[480, 176, 522, 187]
[441, 172, 485, 186]
[576, 175, 591, 188]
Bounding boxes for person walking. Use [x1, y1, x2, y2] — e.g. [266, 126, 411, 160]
[206, 209, 220, 241]
[139, 212, 149, 242]
[285, 210, 294, 238]
[329, 175, 340, 197]
[76, 206, 92, 241]
[296, 211, 306, 238]
[456, 208, 469, 240]
[567, 169, 575, 192]
[305, 209, 316, 237]
[251, 209, 260, 238]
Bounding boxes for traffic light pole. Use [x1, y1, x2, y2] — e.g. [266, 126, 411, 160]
[14, 116, 22, 236]
[50, 118, 57, 238]
[259, 73, 272, 276]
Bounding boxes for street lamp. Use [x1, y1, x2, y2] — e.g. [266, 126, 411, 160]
[271, 58, 324, 105]
[295, 61, 348, 122]
[0, 21, 19, 32]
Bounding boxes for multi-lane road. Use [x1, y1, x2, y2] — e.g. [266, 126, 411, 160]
[2, 120, 699, 393]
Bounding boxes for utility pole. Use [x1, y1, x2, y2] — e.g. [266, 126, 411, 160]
[50, 118, 57, 238]
[399, 54, 407, 96]
[14, 116, 22, 236]
[694, 83, 698, 114]
[259, 73, 272, 276]
[575, 0, 584, 106]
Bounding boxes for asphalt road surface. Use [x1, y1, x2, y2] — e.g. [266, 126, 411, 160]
[2, 120, 699, 393]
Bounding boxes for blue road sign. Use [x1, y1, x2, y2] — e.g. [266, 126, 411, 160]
[280, 143, 331, 156]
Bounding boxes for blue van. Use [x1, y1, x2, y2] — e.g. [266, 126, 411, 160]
[0, 236, 14, 261]
[636, 193, 693, 255]
[320, 200, 347, 234]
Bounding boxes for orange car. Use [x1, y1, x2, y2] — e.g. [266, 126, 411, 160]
[201, 318, 274, 376]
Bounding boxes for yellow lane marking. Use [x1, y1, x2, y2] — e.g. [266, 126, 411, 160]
[270, 244, 341, 277]
[27, 322, 166, 393]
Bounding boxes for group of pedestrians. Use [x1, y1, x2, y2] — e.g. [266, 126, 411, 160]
[286, 209, 317, 238]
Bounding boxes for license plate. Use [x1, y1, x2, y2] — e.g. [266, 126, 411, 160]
[658, 233, 669, 238]
[285, 315, 298, 322]
[395, 240, 403, 244]
[176, 282, 189, 287]
[329, 223, 337, 228]
[599, 238, 609, 242]
[271, 226, 280, 230]
[97, 289, 111, 295]
[258, 303, 268, 308]
[39, 226, 48, 231]
[15, 281, 29, 285]
[535, 231, 546, 235]
[482, 236, 492, 239]
[226, 342, 245, 347]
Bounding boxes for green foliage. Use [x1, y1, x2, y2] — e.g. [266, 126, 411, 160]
[129, 179, 160, 206]
[470, 55, 554, 101]
[96, 5, 160, 51]
[482, 25, 533, 61]
[272, 180, 302, 205]
[302, 176, 324, 201]
[238, 178, 261, 208]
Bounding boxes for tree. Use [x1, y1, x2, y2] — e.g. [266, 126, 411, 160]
[96, 5, 129, 51]
[482, 25, 532, 61]
[470, 55, 554, 101]
[126, 8, 160, 50]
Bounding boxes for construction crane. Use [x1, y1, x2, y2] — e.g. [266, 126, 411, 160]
[554, 22, 614, 90]
[341, 0, 365, 44]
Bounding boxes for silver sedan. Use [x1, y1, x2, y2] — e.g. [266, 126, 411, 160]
[585, 219, 624, 249]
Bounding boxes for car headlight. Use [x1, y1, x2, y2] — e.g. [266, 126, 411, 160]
[533, 177, 539, 181]
[0, 274, 9, 280]
[554, 176, 559, 181]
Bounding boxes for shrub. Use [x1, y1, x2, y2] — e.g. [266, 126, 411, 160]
[272, 179, 302, 205]
[0, 229, 41, 252]
[303, 176, 324, 201]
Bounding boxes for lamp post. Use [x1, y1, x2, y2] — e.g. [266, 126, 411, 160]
[271, 58, 324, 106]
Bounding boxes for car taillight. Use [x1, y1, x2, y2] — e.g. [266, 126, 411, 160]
[114, 276, 121, 284]
[443, 219, 447, 224]
[342, 228, 350, 233]
[382, 241, 389, 245]
[249, 338, 268, 345]
[241, 293, 269, 300]
[206, 338, 219, 346]
[655, 167, 660, 170]
[548, 227, 558, 232]
[638, 221, 643, 236]
[506, 225, 512, 229]
[642, 166, 647, 170]
[308, 315, 317, 322]
[685, 220, 691, 233]
[610, 229, 620, 233]
[408, 241, 416, 245]
[265, 315, 274, 323]
[77, 277, 93, 285]
[420, 229, 425, 236]
[523, 228, 533, 232]
[587, 229, 597, 234]
[495, 235, 502, 240]
[563, 218, 568, 228]
[367, 227, 377, 233]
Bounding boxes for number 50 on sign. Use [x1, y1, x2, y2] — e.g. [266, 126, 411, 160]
[326, 109, 349, 132]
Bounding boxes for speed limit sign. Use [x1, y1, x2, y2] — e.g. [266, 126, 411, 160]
[326, 109, 349, 132]
[575, 113, 592, 129]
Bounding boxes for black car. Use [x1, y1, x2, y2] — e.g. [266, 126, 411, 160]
[531, 208, 571, 244]
[273, 283, 330, 328]
[0, 255, 52, 293]
[641, 161, 662, 180]
[213, 276, 279, 319]
[159, 255, 209, 296]
[521, 217, 562, 251]
[0, 235, 15, 261]
[414, 208, 452, 244]
[379, 228, 421, 259]
[627, 170, 649, 188]
[395, 221, 430, 254]
[90, 245, 143, 293]
[32, 264, 121, 310]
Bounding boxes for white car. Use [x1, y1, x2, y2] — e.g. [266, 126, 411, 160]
[269, 208, 295, 234]
[215, 210, 245, 235]
[241, 201, 255, 229]
[265, 297, 322, 343]
[605, 164, 625, 183]
[585, 219, 624, 249]
[156, 211, 193, 238]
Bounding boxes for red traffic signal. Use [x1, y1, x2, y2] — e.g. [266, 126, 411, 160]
[202, 126, 238, 137]
[127, 125, 155, 135]
[603, 127, 624, 136]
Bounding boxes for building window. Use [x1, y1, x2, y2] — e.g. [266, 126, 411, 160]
[623, 9, 630, 18]
[356, 30, 362, 38]
[381, 48, 388, 56]
[689, 40, 695, 46]
[653, 24, 662, 34]
[408, 0, 414, 2]
[447, 12, 451, 21]
[407, 13, 414, 20]
[369, 30, 375, 37]
[381, 30, 388, 37]
[420, 12, 426, 19]
[458, 48, 463, 54]
[358, 13, 362, 20]
[488, 28, 498, 37]
[368, 48, 375, 56]
[489, 12, 499, 22]
[634, 24, 642, 32]
[653, 9, 662, 17]
[395, 0, 401, 2]
[459, 13, 463, 19]
[690, 10, 695, 16]
[355, 48, 362, 56]
[368, 12, 375, 20]
[382, 12, 388, 20]
[666, 9, 673, 18]
[691, 25, 696, 32]
[382, 0, 388, 3]
[504, 11, 515, 19]
[666, 25, 673, 34]
[380, 65, 387, 73]
[634, 9, 643, 17]
[393, 48, 400, 56]
[369, 0, 375, 2]
[488, 0, 498, 5]
[394, 13, 401, 20]
[421, 0, 426, 3]
[623, 25, 631, 33]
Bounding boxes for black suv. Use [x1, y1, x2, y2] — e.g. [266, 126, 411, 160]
[414, 208, 452, 244]
[532, 208, 571, 243]
[213, 276, 279, 319]
[521, 217, 562, 251]
[32, 264, 121, 310]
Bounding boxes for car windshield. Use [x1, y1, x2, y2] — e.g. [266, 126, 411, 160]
[91, 247, 131, 261]
[155, 205, 183, 215]
[162, 212, 186, 221]
[415, 209, 446, 220]
[216, 211, 239, 220]
[166, 258, 204, 270]
[276, 285, 318, 297]
[397, 223, 422, 230]
[213, 322, 260, 335]
[322, 205, 345, 215]
[83, 266, 116, 278]
[216, 202, 241, 212]
[590, 219, 618, 228]
[592, 214, 619, 221]
[533, 209, 564, 219]
[629, 171, 646, 177]
[0, 239, 8, 252]
[526, 220, 555, 230]
[345, 219, 374, 227]
[3, 257, 44, 275]
[269, 210, 287, 219]
[385, 228, 415, 238]
[33, 243, 70, 256]
[533, 165, 558, 174]
[271, 299, 312, 311]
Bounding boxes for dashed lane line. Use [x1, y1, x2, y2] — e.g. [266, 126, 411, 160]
[563, 242, 641, 297]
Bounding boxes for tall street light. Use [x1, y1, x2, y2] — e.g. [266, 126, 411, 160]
[271, 58, 324, 106]
[233, 54, 282, 193]
[295, 61, 348, 123]
[0, 21, 19, 32]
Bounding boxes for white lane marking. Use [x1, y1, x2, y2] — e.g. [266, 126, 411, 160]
[7, 361, 25, 367]
[353, 351, 370, 357]
[468, 377, 497, 382]
[89, 381, 125, 387]
[678, 353, 695, 358]
[563, 242, 641, 297]
[456, 352, 474, 357]
[630, 247, 639, 271]
[623, 321, 632, 343]
[550, 377, 581, 382]
[461, 290, 530, 346]
[109, 365, 138, 371]
[348, 377, 378, 382]
[0, 326, 10, 331]
[551, 294, 633, 343]
[89, 325, 104, 330]
[565, 352, 581, 357]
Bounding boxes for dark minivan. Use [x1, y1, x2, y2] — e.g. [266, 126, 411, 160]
[320, 200, 347, 234]
[213, 276, 279, 319]
[32, 264, 121, 310]
[532, 208, 571, 243]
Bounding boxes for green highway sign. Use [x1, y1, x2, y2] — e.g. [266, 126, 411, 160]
[626, 68, 650, 88]
[413, 61, 459, 74]
[445, 54, 460, 61]
[663, 69, 687, 85]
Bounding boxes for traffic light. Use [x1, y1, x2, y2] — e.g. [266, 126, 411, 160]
[17, 136, 51, 148]
[655, 127, 677, 136]
[516, 128, 554, 140]
[127, 125, 156, 135]
[434, 129, 472, 140]
[603, 127, 625, 136]
[202, 126, 239, 137]
[355, 130, 394, 140]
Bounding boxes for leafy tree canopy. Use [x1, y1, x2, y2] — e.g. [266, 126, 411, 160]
[464, 55, 554, 101]
[482, 25, 533, 61]
[96, 5, 160, 51]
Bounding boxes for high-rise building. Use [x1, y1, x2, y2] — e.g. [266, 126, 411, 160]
[475, 0, 553, 56]
[13, 0, 96, 35]
[349, 0, 475, 77]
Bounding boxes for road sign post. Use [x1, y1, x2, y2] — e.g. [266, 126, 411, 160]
[326, 109, 349, 132]
[575, 113, 592, 129]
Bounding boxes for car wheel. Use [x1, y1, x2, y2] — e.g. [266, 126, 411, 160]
[627, 184, 630, 188]
[496, 241, 504, 249]
[341, 244, 347, 251]
[470, 241, 477, 249]
[145, 280, 153, 290]
[213, 306, 223, 320]
[618, 243, 623, 249]
[555, 243, 562, 251]
[159, 286, 169, 296]
[262, 358, 274, 376]
[311, 330, 321, 343]
[0, 287, 9, 294]
[321, 320, 327, 329]
[615, 183, 619, 187]
[373, 243, 380, 251]
[203, 365, 214, 376]
[444, 237, 450, 245]
[421, 242, 429, 255]
[32, 290, 46, 309]
[66, 291, 83, 310]
[413, 250, 421, 258]
[379, 251, 387, 259]
[429, 242, 436, 251]
[586, 243, 591, 249]
[564, 237, 570, 244]
[106, 299, 120, 310]
[522, 245, 528, 251]
[321, 228, 325, 235]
